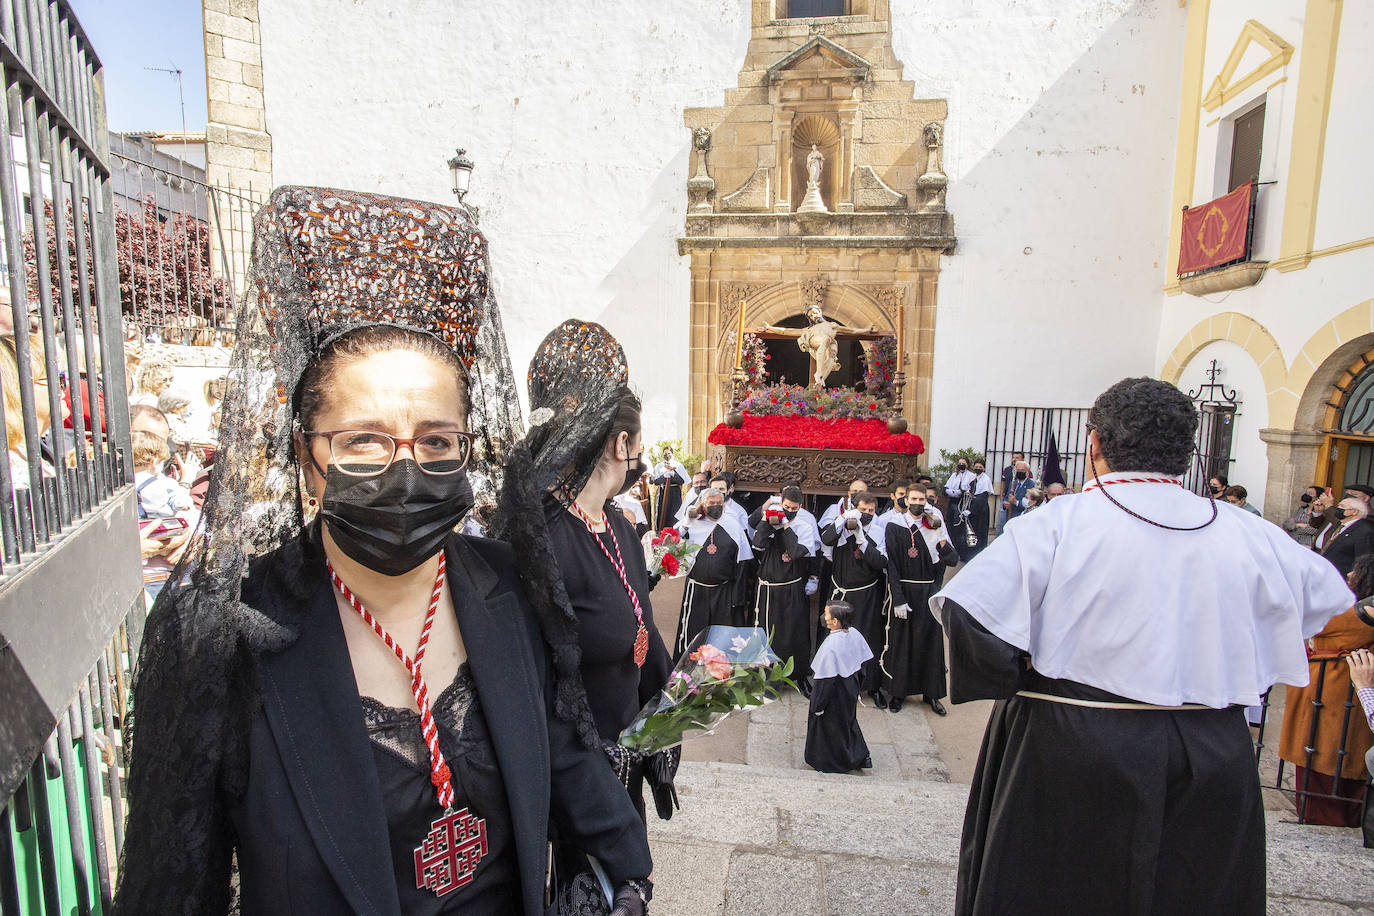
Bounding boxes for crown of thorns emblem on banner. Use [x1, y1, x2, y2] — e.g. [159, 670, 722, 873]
[1195, 204, 1230, 258]
[414, 807, 489, 896]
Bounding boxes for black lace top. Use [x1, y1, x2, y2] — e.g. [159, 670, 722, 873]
[359, 663, 519, 913]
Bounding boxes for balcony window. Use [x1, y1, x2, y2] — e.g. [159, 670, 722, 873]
[785, 0, 847, 17]
[1228, 101, 1265, 192]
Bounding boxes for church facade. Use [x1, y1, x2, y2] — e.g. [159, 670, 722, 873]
[196, 0, 1372, 514]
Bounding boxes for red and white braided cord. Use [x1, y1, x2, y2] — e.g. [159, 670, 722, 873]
[571, 503, 646, 630]
[1082, 476, 1184, 492]
[328, 553, 454, 809]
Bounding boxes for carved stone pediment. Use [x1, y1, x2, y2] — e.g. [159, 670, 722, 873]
[721, 168, 772, 212]
[853, 166, 907, 210]
[767, 36, 871, 83]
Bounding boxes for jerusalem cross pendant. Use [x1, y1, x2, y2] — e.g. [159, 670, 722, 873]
[414, 807, 488, 897]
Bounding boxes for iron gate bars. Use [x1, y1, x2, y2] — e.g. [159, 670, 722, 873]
[0, 2, 142, 913]
[984, 405, 1090, 491]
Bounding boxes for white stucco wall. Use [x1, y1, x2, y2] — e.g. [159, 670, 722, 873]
[256, 0, 1185, 456]
[1176, 340, 1269, 506]
[1154, 1, 1374, 412]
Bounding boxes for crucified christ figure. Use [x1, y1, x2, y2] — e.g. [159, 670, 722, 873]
[762, 305, 877, 389]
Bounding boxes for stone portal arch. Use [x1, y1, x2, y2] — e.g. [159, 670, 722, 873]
[713, 281, 895, 385]
[1285, 299, 1374, 431]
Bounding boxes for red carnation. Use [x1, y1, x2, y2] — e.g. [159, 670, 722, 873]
[661, 553, 680, 576]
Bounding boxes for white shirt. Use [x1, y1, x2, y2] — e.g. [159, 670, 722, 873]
[973, 472, 994, 495]
[945, 470, 976, 497]
[613, 492, 647, 526]
[680, 513, 752, 562]
[931, 472, 1354, 708]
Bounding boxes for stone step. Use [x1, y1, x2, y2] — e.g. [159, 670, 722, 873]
[646, 761, 1374, 915]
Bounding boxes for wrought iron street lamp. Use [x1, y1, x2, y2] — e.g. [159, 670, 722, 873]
[448, 148, 474, 202]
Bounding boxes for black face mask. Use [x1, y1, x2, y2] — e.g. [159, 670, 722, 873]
[1300, 493, 1313, 504]
[785, 510, 799, 522]
[896, 496, 907, 510]
[859, 512, 874, 527]
[957, 464, 967, 472]
[320, 459, 474, 577]
[1015, 471, 1027, 480]
[706, 504, 724, 520]
[619, 454, 645, 496]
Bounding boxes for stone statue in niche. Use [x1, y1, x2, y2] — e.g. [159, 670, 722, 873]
[761, 305, 876, 389]
[797, 144, 828, 214]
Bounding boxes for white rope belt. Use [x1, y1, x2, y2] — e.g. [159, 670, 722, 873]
[759, 577, 805, 588]
[832, 579, 879, 596]
[1015, 691, 1212, 711]
[899, 578, 934, 585]
[687, 578, 724, 588]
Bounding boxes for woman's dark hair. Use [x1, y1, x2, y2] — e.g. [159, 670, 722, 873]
[604, 386, 641, 452]
[296, 324, 467, 429]
[1210, 474, 1230, 488]
[825, 600, 854, 630]
[1350, 554, 1374, 601]
[1087, 377, 1198, 476]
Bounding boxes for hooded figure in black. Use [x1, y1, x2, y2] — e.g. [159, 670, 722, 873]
[752, 484, 817, 686]
[882, 488, 957, 715]
[820, 492, 888, 694]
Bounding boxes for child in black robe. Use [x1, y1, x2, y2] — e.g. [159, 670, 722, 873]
[805, 601, 873, 773]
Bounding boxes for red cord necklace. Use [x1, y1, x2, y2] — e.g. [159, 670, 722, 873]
[572, 501, 650, 667]
[328, 552, 489, 897]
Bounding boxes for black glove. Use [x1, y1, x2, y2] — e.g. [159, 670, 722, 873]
[609, 880, 650, 916]
[643, 746, 681, 820]
[648, 571, 662, 592]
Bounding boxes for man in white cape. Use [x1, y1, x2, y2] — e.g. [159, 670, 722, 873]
[929, 377, 1353, 915]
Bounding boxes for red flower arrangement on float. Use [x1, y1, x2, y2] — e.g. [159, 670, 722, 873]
[708, 413, 924, 455]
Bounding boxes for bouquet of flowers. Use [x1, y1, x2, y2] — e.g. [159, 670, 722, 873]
[619, 626, 796, 753]
[642, 527, 699, 578]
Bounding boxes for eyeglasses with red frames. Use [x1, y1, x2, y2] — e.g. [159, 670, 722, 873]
[302, 428, 475, 477]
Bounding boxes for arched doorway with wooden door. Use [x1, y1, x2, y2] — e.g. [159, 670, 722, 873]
[1315, 344, 1374, 492]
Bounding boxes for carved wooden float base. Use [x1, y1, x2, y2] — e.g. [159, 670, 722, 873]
[711, 444, 923, 496]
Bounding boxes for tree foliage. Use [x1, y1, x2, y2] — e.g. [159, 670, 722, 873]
[23, 195, 233, 330]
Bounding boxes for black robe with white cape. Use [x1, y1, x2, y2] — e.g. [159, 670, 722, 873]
[752, 514, 816, 674]
[883, 515, 950, 701]
[805, 627, 872, 773]
[673, 514, 751, 659]
[821, 516, 888, 693]
[929, 473, 1354, 916]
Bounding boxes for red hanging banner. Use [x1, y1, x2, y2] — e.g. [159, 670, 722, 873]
[1178, 182, 1253, 275]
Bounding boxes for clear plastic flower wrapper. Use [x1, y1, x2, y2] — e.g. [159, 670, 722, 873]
[641, 527, 699, 579]
[619, 626, 796, 753]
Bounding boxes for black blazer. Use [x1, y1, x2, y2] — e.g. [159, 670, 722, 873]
[1320, 517, 1374, 579]
[116, 533, 651, 915]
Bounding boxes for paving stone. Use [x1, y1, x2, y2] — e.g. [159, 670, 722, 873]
[746, 722, 794, 769]
[722, 851, 822, 915]
[1265, 816, 1374, 906]
[779, 806, 962, 865]
[1266, 899, 1374, 915]
[643, 839, 732, 916]
[821, 853, 958, 916]
[749, 696, 792, 725]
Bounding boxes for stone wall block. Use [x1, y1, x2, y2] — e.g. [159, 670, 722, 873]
[204, 9, 255, 42]
[241, 63, 264, 89]
[202, 0, 230, 14]
[205, 56, 242, 83]
[204, 33, 223, 58]
[209, 100, 264, 131]
[221, 36, 262, 65]
[227, 0, 259, 20]
[734, 122, 774, 147]
[860, 119, 915, 144]
[684, 107, 723, 129]
[212, 143, 255, 170]
[222, 124, 271, 150]
[733, 105, 777, 122]
[724, 86, 769, 105]
[225, 82, 263, 109]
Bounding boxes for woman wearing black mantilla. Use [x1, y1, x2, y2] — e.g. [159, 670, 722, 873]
[113, 187, 652, 915]
[494, 320, 676, 913]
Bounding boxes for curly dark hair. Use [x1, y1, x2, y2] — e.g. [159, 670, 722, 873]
[1349, 554, 1374, 602]
[1087, 377, 1198, 476]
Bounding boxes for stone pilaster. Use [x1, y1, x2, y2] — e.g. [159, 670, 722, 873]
[202, 0, 272, 291]
[1258, 428, 1326, 521]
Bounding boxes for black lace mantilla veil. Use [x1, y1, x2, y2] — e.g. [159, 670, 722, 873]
[492, 320, 632, 749]
[115, 187, 524, 911]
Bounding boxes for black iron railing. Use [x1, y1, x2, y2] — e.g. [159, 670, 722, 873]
[0, 2, 141, 913]
[984, 404, 1090, 491]
[1253, 655, 1370, 824]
